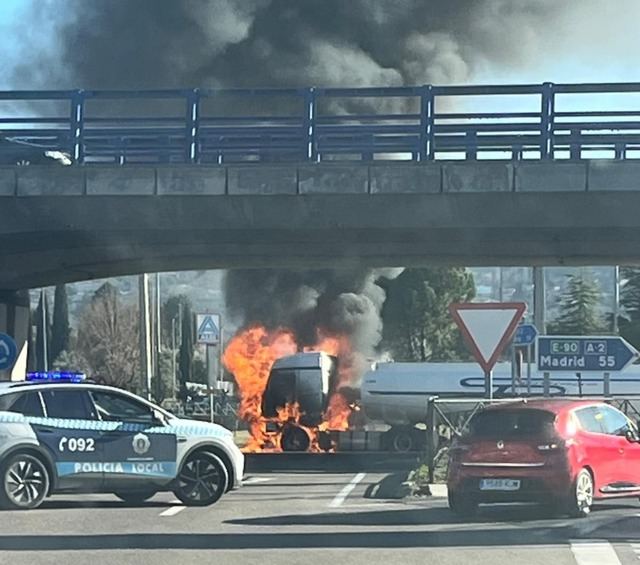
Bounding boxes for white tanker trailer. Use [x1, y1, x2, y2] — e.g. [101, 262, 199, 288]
[361, 361, 640, 425]
[263, 353, 640, 452]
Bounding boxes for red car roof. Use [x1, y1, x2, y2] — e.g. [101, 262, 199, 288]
[484, 398, 603, 414]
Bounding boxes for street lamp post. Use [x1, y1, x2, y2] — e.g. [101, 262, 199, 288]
[40, 289, 48, 372]
[171, 316, 177, 398]
[138, 274, 152, 399]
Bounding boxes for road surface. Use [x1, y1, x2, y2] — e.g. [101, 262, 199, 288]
[1, 469, 640, 564]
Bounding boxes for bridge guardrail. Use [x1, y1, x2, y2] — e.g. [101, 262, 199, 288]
[2, 83, 640, 165]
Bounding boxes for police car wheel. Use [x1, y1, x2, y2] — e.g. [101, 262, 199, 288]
[173, 452, 228, 506]
[113, 490, 157, 504]
[0, 453, 50, 510]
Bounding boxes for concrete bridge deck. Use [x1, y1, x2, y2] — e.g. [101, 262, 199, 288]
[0, 160, 638, 290]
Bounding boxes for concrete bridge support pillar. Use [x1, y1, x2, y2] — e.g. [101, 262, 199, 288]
[0, 290, 30, 381]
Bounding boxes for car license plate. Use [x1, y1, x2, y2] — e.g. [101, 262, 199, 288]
[479, 478, 521, 491]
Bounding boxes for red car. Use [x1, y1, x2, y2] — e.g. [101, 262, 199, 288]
[447, 399, 640, 517]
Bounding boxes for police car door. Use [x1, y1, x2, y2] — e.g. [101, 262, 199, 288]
[37, 387, 105, 491]
[89, 389, 178, 489]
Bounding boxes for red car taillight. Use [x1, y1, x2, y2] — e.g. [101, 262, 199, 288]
[536, 439, 567, 468]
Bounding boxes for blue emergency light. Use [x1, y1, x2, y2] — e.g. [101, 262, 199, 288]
[26, 371, 86, 383]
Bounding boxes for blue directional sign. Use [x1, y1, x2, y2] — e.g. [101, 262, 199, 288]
[537, 336, 640, 372]
[514, 324, 538, 346]
[0, 333, 18, 371]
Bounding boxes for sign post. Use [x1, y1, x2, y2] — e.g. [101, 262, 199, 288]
[450, 302, 527, 399]
[537, 335, 640, 397]
[513, 323, 538, 397]
[196, 313, 221, 423]
[526, 344, 532, 396]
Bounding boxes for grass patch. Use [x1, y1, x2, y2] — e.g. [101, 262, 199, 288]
[407, 447, 450, 496]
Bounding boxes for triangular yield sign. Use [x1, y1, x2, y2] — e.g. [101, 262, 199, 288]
[449, 302, 526, 373]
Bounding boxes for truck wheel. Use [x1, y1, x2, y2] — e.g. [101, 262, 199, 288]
[389, 428, 415, 452]
[0, 453, 50, 510]
[318, 431, 333, 452]
[281, 425, 311, 452]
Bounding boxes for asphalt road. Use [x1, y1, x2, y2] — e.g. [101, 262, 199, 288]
[2, 468, 640, 565]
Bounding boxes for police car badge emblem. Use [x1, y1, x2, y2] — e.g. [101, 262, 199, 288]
[132, 433, 151, 455]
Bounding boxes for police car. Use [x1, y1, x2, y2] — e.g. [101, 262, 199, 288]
[0, 372, 244, 509]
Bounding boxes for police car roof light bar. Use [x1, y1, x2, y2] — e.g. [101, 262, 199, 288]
[26, 371, 86, 383]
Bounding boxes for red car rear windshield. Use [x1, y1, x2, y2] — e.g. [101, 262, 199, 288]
[468, 409, 556, 439]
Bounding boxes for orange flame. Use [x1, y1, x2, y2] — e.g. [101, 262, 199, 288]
[307, 333, 353, 433]
[222, 326, 297, 452]
[223, 325, 356, 452]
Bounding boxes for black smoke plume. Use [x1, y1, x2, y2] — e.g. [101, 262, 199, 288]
[9, 0, 576, 90]
[224, 268, 401, 386]
[4, 0, 592, 384]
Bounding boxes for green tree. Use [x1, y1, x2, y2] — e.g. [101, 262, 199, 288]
[619, 267, 640, 348]
[379, 267, 476, 361]
[162, 294, 190, 347]
[34, 291, 51, 371]
[548, 274, 606, 335]
[151, 349, 177, 404]
[192, 355, 208, 384]
[50, 284, 71, 364]
[52, 348, 86, 372]
[76, 282, 140, 390]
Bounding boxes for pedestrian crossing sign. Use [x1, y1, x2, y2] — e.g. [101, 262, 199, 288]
[196, 313, 221, 345]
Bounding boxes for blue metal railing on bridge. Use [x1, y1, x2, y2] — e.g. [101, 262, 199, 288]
[2, 83, 640, 165]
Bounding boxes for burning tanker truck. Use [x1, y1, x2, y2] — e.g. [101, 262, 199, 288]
[238, 348, 425, 453]
[260, 351, 437, 453]
[222, 326, 427, 453]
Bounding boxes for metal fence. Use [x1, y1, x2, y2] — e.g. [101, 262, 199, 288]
[2, 83, 640, 165]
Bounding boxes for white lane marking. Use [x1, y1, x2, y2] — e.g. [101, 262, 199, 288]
[159, 505, 186, 517]
[243, 477, 274, 485]
[329, 472, 366, 508]
[570, 541, 622, 565]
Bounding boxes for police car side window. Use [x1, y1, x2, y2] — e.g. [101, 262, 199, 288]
[90, 390, 154, 423]
[0, 392, 44, 417]
[41, 389, 97, 420]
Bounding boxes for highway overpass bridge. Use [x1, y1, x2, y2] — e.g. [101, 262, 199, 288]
[1, 160, 640, 290]
[2, 82, 640, 377]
